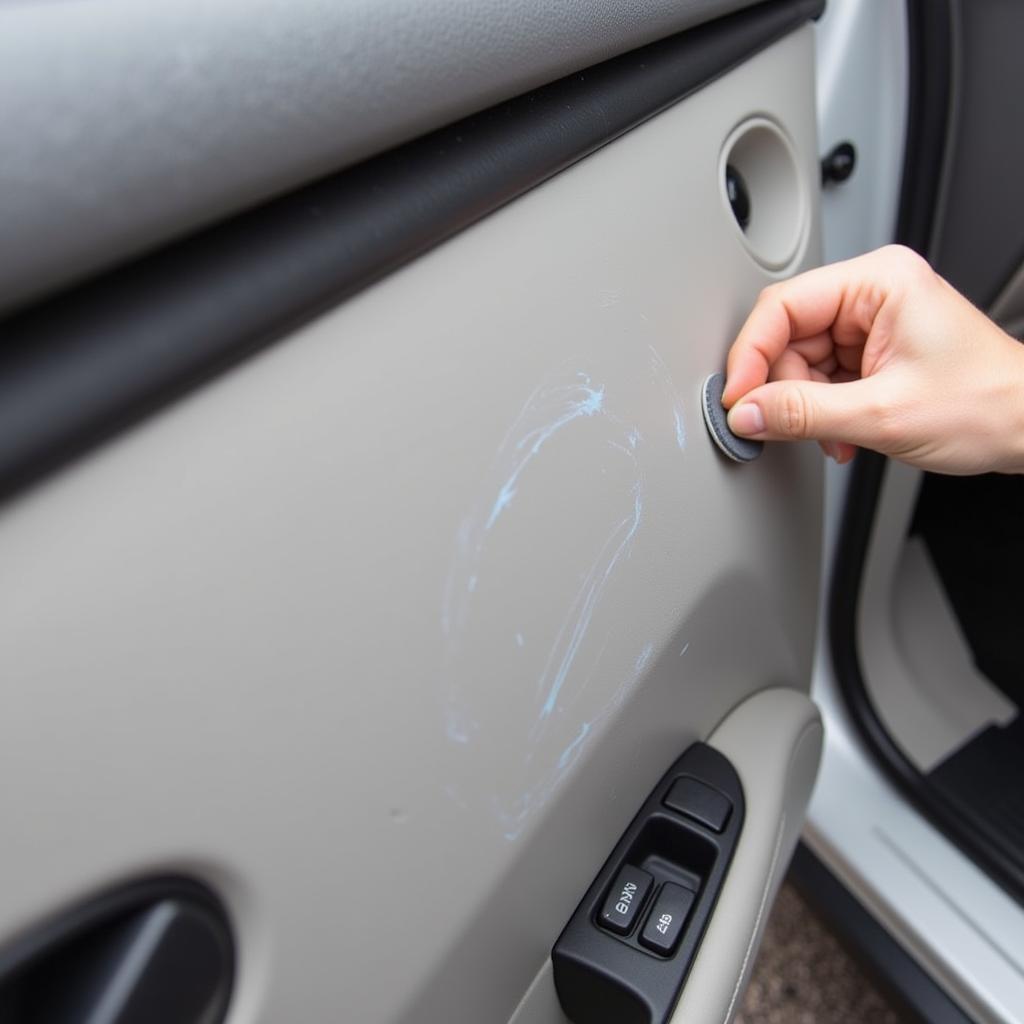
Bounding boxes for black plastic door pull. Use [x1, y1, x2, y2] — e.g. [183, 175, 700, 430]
[0, 879, 233, 1024]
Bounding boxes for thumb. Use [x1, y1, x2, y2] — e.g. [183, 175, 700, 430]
[726, 378, 884, 446]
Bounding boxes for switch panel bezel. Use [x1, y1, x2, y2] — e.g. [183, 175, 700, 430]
[552, 743, 745, 1024]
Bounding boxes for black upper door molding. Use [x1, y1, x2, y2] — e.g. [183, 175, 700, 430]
[0, 0, 822, 507]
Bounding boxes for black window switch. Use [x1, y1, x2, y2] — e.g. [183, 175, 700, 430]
[639, 883, 695, 955]
[663, 776, 732, 832]
[598, 865, 653, 935]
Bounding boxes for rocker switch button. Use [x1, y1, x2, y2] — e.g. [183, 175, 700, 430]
[640, 883, 695, 955]
[664, 776, 732, 832]
[598, 865, 653, 935]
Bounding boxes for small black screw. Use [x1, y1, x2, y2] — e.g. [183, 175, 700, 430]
[821, 141, 856, 185]
[725, 163, 751, 231]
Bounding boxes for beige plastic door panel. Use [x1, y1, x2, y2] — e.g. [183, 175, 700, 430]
[0, 3, 823, 1023]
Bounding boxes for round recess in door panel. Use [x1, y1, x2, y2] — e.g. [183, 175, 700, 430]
[0, 876, 234, 1024]
[719, 117, 808, 271]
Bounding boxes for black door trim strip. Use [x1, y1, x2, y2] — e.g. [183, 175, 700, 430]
[0, 0, 822, 504]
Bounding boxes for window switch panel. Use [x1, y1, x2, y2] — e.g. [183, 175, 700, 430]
[552, 742, 745, 1024]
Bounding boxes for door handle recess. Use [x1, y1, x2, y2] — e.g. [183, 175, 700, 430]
[552, 743, 744, 1024]
[0, 877, 233, 1024]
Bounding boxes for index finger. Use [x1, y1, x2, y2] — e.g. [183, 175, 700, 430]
[721, 253, 885, 407]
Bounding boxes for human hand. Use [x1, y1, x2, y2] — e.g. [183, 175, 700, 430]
[723, 244, 1024, 474]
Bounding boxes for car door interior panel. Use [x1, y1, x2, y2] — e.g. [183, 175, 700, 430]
[0, 0, 780, 314]
[0, 3, 825, 1022]
[0, 0, 822, 507]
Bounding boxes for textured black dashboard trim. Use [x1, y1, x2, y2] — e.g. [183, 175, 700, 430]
[0, 0, 823, 504]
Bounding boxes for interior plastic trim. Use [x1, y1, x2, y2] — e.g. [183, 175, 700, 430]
[0, 876, 234, 1024]
[552, 744, 745, 1024]
[0, 0, 824, 509]
[1, 0, 773, 313]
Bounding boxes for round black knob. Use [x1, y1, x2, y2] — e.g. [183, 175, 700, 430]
[725, 163, 751, 231]
[821, 141, 856, 185]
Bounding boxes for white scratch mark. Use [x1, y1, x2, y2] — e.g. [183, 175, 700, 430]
[649, 344, 688, 455]
[440, 354, 660, 841]
[534, 470, 644, 724]
[485, 374, 605, 531]
[635, 642, 655, 674]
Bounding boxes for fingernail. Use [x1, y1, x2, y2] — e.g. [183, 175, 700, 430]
[728, 402, 765, 437]
[823, 442, 838, 461]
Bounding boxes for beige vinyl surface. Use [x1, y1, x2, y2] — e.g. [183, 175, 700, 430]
[0, 26, 822, 1024]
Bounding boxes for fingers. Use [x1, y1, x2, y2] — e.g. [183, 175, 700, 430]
[723, 264, 849, 406]
[789, 333, 834, 366]
[813, 354, 839, 378]
[722, 251, 897, 407]
[768, 348, 812, 383]
[726, 377, 882, 447]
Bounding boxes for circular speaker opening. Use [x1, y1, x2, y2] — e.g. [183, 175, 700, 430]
[719, 118, 807, 271]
